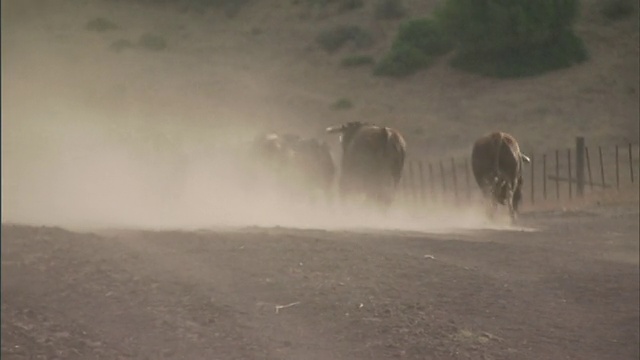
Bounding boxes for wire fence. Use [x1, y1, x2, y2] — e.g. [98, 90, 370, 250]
[398, 138, 640, 209]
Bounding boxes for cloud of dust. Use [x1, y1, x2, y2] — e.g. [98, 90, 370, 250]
[1, 2, 523, 235]
[1, 97, 513, 234]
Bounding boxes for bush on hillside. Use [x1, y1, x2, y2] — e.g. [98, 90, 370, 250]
[394, 18, 452, 56]
[374, 0, 406, 20]
[435, 0, 588, 78]
[374, 44, 434, 77]
[332, 98, 353, 110]
[600, 0, 636, 20]
[297, 0, 363, 12]
[338, 0, 364, 11]
[374, 18, 452, 77]
[450, 30, 587, 78]
[86, 17, 117, 32]
[317, 25, 374, 53]
[176, 0, 250, 17]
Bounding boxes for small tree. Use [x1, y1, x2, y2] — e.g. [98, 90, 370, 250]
[374, 18, 452, 77]
[435, 0, 588, 77]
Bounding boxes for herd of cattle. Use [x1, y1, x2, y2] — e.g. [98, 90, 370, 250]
[252, 121, 531, 222]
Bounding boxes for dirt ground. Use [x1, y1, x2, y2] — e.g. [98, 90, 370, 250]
[2, 202, 638, 360]
[2, 1, 639, 359]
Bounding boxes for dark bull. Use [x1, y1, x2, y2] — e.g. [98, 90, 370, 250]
[471, 131, 531, 222]
[326, 121, 406, 209]
[251, 132, 335, 203]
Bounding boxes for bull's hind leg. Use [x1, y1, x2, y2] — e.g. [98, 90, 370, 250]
[506, 188, 518, 223]
[484, 193, 498, 220]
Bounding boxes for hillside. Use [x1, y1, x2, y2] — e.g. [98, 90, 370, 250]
[2, 0, 638, 225]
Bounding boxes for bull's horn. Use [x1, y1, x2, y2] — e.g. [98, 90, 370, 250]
[520, 153, 531, 163]
[326, 125, 343, 134]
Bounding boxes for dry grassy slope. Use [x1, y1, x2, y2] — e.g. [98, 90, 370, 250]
[3, 0, 639, 161]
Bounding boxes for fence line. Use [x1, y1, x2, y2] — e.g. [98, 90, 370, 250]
[630, 144, 635, 183]
[400, 140, 639, 208]
[585, 147, 593, 190]
[567, 148, 572, 199]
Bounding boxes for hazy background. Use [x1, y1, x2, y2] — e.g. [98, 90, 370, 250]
[2, 0, 638, 230]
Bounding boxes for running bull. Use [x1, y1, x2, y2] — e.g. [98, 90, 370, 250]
[251, 132, 335, 202]
[326, 121, 406, 208]
[471, 131, 531, 221]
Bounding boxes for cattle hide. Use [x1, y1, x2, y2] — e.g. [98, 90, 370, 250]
[251, 133, 335, 204]
[326, 121, 406, 208]
[471, 131, 530, 221]
[289, 137, 336, 203]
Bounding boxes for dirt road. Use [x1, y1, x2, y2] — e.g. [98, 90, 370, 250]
[2, 204, 639, 360]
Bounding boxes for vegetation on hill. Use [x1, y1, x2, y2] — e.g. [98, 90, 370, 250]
[317, 25, 374, 53]
[374, 17, 452, 77]
[600, 0, 637, 21]
[375, 0, 589, 78]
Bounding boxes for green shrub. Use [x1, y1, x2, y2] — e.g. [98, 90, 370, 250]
[86, 17, 117, 32]
[339, 0, 364, 11]
[317, 25, 374, 53]
[178, 0, 250, 17]
[450, 29, 588, 78]
[138, 33, 167, 51]
[435, 0, 588, 78]
[374, 44, 434, 77]
[373, 18, 451, 77]
[341, 55, 375, 67]
[297, 0, 363, 11]
[436, 0, 581, 53]
[374, 0, 406, 20]
[394, 18, 452, 56]
[332, 98, 353, 110]
[601, 0, 636, 20]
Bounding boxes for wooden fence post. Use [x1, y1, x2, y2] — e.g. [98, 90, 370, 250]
[543, 153, 547, 200]
[556, 150, 560, 199]
[568, 148, 572, 199]
[615, 145, 620, 190]
[465, 158, 471, 200]
[428, 163, 435, 199]
[451, 158, 458, 203]
[409, 161, 418, 206]
[530, 154, 535, 204]
[629, 143, 634, 183]
[576, 137, 585, 197]
[418, 161, 426, 205]
[599, 146, 606, 189]
[585, 147, 593, 191]
[439, 160, 446, 194]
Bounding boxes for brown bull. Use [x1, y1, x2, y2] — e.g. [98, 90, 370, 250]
[326, 121, 406, 208]
[471, 131, 531, 221]
[252, 133, 289, 167]
[285, 136, 336, 203]
[251, 132, 335, 202]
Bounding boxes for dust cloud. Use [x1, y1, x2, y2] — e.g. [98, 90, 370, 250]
[1, 1, 519, 235]
[1, 98, 512, 234]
